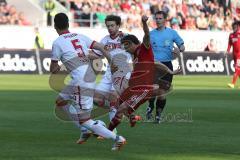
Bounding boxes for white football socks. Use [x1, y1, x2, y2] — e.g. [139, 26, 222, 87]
[82, 119, 117, 140]
[109, 107, 117, 121]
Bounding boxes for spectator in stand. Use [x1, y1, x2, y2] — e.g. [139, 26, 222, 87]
[0, 2, 31, 26]
[65, 0, 237, 31]
[196, 12, 208, 30]
[189, 4, 201, 18]
[18, 12, 31, 26]
[95, 4, 107, 27]
[215, 11, 224, 30]
[223, 15, 233, 31]
[204, 38, 218, 52]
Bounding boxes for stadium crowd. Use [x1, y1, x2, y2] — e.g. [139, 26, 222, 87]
[66, 0, 240, 31]
[1, 0, 240, 31]
[0, 0, 31, 25]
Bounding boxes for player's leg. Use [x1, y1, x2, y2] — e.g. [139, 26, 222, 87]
[94, 70, 115, 108]
[107, 91, 118, 135]
[155, 97, 166, 123]
[108, 91, 135, 131]
[229, 59, 240, 88]
[74, 94, 126, 150]
[108, 106, 125, 131]
[94, 76, 119, 135]
[146, 98, 155, 120]
[113, 88, 149, 129]
[228, 72, 238, 88]
[155, 62, 173, 123]
[146, 68, 163, 121]
[55, 93, 92, 144]
[55, 102, 92, 144]
[108, 91, 118, 121]
[128, 87, 155, 127]
[78, 110, 126, 150]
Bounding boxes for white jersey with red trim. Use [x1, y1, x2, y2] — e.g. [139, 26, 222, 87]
[52, 32, 96, 110]
[111, 48, 132, 94]
[100, 34, 122, 51]
[51, 32, 96, 86]
[96, 32, 132, 93]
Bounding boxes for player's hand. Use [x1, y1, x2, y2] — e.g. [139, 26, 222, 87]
[104, 45, 112, 51]
[172, 46, 180, 58]
[172, 66, 182, 75]
[142, 15, 148, 23]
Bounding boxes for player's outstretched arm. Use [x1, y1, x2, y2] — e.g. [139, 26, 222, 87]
[142, 15, 150, 49]
[92, 41, 111, 63]
[87, 50, 104, 60]
[154, 62, 181, 75]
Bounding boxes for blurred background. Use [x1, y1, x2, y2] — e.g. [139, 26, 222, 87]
[0, 0, 238, 75]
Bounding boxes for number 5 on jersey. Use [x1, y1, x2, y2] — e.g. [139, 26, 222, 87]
[71, 39, 84, 57]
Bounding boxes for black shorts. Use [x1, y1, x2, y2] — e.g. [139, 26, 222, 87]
[154, 61, 173, 90]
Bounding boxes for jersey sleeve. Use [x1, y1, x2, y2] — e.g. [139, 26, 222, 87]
[173, 30, 184, 47]
[80, 34, 95, 49]
[51, 41, 61, 61]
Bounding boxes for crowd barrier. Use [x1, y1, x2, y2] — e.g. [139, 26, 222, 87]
[0, 49, 235, 75]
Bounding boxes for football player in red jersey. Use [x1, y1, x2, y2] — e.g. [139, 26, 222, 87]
[100, 15, 181, 131]
[226, 21, 240, 88]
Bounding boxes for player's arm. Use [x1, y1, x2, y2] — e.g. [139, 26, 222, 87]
[154, 62, 181, 75]
[87, 49, 104, 60]
[50, 60, 60, 74]
[172, 46, 181, 58]
[173, 29, 185, 53]
[178, 44, 185, 52]
[91, 41, 111, 62]
[142, 15, 150, 49]
[50, 42, 61, 74]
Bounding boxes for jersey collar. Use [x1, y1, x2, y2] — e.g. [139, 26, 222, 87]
[59, 30, 70, 35]
[110, 31, 123, 39]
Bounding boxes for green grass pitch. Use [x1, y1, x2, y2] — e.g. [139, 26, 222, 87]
[0, 75, 240, 160]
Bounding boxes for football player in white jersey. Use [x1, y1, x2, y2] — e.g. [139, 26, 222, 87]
[49, 13, 126, 151]
[94, 15, 132, 134]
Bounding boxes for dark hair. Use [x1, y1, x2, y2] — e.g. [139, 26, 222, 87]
[232, 21, 240, 28]
[154, 11, 168, 19]
[121, 34, 140, 45]
[54, 13, 69, 30]
[105, 15, 121, 26]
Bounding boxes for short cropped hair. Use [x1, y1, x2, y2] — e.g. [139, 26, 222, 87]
[54, 13, 69, 30]
[154, 11, 168, 19]
[105, 15, 121, 26]
[121, 34, 140, 45]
